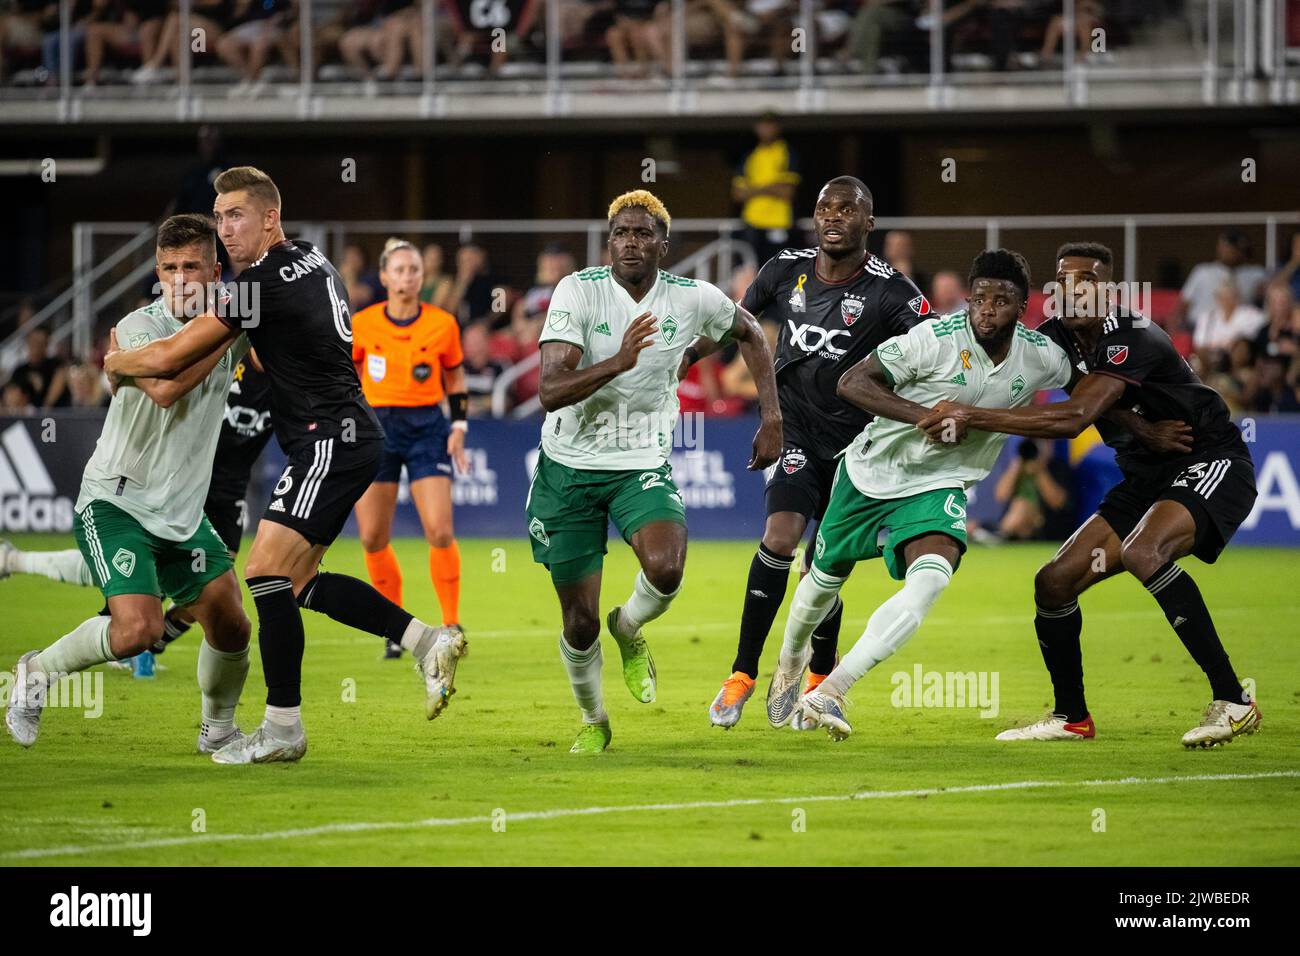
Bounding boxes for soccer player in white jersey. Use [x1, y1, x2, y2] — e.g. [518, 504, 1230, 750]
[529, 190, 783, 754]
[768, 249, 1074, 740]
[5, 215, 253, 753]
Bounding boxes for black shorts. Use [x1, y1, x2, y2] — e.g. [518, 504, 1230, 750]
[262, 435, 382, 547]
[202, 493, 246, 554]
[765, 444, 840, 521]
[1097, 453, 1257, 564]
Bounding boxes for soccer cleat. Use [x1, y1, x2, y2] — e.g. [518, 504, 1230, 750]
[709, 672, 756, 728]
[1181, 699, 1261, 749]
[765, 657, 807, 728]
[796, 687, 852, 741]
[5, 652, 47, 747]
[790, 671, 831, 731]
[570, 720, 612, 755]
[197, 724, 245, 754]
[417, 624, 468, 719]
[995, 713, 1096, 741]
[607, 607, 656, 703]
[211, 722, 307, 764]
[0, 539, 14, 579]
[383, 640, 403, 660]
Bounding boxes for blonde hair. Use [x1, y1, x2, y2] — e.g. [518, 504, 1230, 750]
[379, 237, 419, 272]
[213, 166, 281, 210]
[607, 190, 671, 236]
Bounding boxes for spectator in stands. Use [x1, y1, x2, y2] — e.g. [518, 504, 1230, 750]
[1269, 229, 1300, 303]
[419, 242, 453, 308]
[39, 0, 91, 83]
[993, 439, 1068, 541]
[2, 379, 33, 412]
[929, 270, 966, 314]
[1245, 353, 1300, 414]
[844, 0, 917, 75]
[83, 1, 165, 87]
[8, 327, 69, 409]
[217, 0, 296, 92]
[340, 243, 381, 312]
[606, 0, 665, 77]
[515, 244, 574, 320]
[67, 359, 109, 407]
[652, 0, 745, 78]
[736, 0, 793, 70]
[133, 0, 230, 84]
[1193, 280, 1267, 354]
[460, 319, 504, 416]
[1176, 229, 1269, 332]
[1257, 283, 1300, 359]
[0, 2, 44, 81]
[339, 0, 428, 81]
[882, 228, 927, 289]
[444, 242, 501, 326]
[732, 111, 800, 265]
[1040, 0, 1103, 64]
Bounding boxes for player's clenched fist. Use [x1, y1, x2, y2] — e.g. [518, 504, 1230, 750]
[918, 400, 971, 444]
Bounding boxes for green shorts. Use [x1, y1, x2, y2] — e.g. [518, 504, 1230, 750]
[74, 499, 234, 607]
[526, 450, 686, 585]
[812, 460, 968, 581]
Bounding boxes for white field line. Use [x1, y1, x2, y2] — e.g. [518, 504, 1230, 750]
[5, 770, 1297, 861]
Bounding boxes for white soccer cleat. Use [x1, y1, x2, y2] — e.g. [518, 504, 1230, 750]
[417, 624, 468, 720]
[197, 724, 245, 755]
[5, 652, 47, 747]
[765, 657, 807, 728]
[1181, 699, 1261, 749]
[210, 722, 306, 764]
[995, 713, 1096, 741]
[709, 672, 756, 728]
[0, 539, 14, 579]
[796, 688, 852, 741]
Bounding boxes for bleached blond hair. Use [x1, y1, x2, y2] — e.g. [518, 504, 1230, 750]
[607, 190, 671, 236]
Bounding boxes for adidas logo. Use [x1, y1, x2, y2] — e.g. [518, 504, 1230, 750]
[749, 589, 767, 598]
[949, 372, 966, 386]
[1172, 615, 1187, 627]
[269, 498, 286, 513]
[594, 321, 611, 336]
[0, 422, 73, 532]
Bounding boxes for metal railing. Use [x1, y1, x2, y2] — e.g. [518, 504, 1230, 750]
[5, 0, 1296, 120]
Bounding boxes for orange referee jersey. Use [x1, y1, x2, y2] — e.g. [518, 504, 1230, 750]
[352, 301, 463, 408]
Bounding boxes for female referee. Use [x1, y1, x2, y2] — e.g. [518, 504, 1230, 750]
[352, 237, 470, 657]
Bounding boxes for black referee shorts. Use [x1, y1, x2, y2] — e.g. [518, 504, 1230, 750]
[765, 445, 840, 522]
[262, 435, 382, 547]
[1097, 453, 1257, 564]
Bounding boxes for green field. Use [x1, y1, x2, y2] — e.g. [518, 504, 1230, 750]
[1, 534, 1296, 866]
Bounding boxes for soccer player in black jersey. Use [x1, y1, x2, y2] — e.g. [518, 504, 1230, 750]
[918, 242, 1260, 748]
[104, 167, 466, 764]
[692, 176, 928, 729]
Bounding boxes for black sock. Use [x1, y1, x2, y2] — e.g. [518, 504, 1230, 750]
[247, 575, 304, 708]
[809, 597, 842, 676]
[732, 544, 794, 679]
[298, 572, 415, 645]
[161, 607, 191, 644]
[1034, 601, 1088, 722]
[1143, 561, 1245, 704]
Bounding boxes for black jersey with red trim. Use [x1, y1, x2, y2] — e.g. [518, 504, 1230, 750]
[208, 357, 275, 503]
[1038, 311, 1247, 475]
[742, 248, 927, 459]
[219, 240, 381, 455]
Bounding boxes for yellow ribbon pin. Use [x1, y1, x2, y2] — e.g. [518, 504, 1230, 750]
[960, 349, 972, 370]
[794, 274, 808, 293]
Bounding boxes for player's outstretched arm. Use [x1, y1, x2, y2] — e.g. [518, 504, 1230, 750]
[729, 304, 782, 470]
[537, 311, 656, 412]
[920, 372, 1127, 441]
[836, 353, 932, 425]
[104, 312, 238, 380]
[106, 327, 231, 409]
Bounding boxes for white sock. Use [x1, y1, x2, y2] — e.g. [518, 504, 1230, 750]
[779, 566, 845, 673]
[559, 633, 607, 724]
[619, 571, 678, 637]
[399, 617, 436, 658]
[32, 616, 115, 677]
[264, 704, 303, 738]
[823, 555, 953, 697]
[198, 640, 250, 735]
[13, 548, 95, 587]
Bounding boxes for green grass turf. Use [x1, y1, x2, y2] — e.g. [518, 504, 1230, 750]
[0, 534, 1296, 866]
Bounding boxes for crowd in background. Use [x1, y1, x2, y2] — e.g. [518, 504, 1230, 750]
[0, 0, 1227, 87]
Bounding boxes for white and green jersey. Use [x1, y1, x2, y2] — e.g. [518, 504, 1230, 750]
[844, 310, 1073, 500]
[539, 266, 737, 470]
[76, 298, 250, 541]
